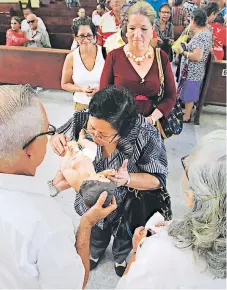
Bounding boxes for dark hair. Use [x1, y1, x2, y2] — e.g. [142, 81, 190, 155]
[11, 16, 22, 24]
[79, 180, 116, 208]
[99, 3, 105, 10]
[174, 0, 183, 7]
[159, 3, 171, 12]
[214, 13, 225, 24]
[192, 8, 207, 27]
[72, 17, 96, 36]
[89, 86, 137, 137]
[204, 2, 219, 17]
[23, 8, 32, 12]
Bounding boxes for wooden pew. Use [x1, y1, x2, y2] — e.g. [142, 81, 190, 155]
[194, 59, 227, 125]
[0, 45, 70, 89]
[0, 31, 73, 49]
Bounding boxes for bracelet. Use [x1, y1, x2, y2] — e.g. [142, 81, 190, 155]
[186, 51, 190, 58]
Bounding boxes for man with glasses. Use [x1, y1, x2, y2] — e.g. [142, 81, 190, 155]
[0, 84, 116, 288]
[21, 8, 46, 31]
[24, 14, 51, 48]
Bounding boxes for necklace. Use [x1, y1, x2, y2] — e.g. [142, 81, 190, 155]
[126, 47, 153, 65]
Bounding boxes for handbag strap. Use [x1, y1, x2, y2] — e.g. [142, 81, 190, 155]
[156, 48, 164, 86]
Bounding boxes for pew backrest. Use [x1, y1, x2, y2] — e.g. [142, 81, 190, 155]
[0, 45, 70, 89]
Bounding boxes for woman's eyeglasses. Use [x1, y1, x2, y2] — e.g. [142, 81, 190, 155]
[83, 120, 118, 144]
[76, 34, 93, 40]
[23, 124, 56, 150]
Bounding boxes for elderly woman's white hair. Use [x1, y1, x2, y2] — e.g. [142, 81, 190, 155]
[0, 84, 43, 160]
[169, 130, 226, 279]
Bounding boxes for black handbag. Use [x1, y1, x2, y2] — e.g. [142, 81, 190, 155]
[155, 48, 184, 139]
[115, 187, 172, 239]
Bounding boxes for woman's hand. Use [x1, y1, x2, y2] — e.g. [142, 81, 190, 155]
[157, 37, 163, 44]
[84, 86, 98, 97]
[50, 134, 69, 156]
[108, 159, 130, 187]
[132, 226, 147, 252]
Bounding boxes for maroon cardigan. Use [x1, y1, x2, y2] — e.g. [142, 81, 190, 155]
[100, 46, 177, 118]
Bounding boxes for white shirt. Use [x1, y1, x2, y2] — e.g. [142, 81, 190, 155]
[72, 45, 105, 104]
[92, 14, 101, 26]
[21, 17, 46, 31]
[116, 226, 226, 289]
[0, 173, 84, 289]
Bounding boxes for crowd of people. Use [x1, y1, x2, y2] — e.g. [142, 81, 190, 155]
[0, 0, 226, 289]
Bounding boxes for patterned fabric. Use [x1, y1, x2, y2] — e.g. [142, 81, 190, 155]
[171, 6, 187, 26]
[182, 1, 198, 23]
[154, 19, 174, 41]
[57, 111, 168, 229]
[180, 29, 212, 82]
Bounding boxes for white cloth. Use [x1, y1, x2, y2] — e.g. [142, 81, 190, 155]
[92, 14, 101, 26]
[21, 17, 46, 31]
[72, 45, 105, 104]
[71, 39, 78, 50]
[0, 173, 84, 289]
[116, 226, 226, 289]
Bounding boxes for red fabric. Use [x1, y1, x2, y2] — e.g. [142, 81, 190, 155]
[6, 29, 29, 46]
[100, 47, 177, 118]
[210, 23, 226, 60]
[97, 10, 120, 46]
[153, 30, 158, 38]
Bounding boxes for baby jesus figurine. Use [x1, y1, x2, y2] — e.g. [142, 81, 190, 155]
[60, 136, 117, 208]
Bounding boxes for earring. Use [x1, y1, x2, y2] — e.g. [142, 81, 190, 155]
[126, 32, 128, 38]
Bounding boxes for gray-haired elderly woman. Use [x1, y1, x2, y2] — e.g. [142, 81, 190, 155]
[117, 129, 226, 289]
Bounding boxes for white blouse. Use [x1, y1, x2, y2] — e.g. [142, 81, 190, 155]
[72, 45, 105, 105]
[116, 221, 226, 289]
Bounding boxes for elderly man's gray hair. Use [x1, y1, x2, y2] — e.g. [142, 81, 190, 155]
[169, 130, 226, 279]
[0, 84, 43, 160]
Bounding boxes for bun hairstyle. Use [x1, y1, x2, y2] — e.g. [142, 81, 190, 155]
[191, 8, 207, 27]
[127, 0, 156, 25]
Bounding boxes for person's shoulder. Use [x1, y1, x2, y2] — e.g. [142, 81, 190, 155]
[154, 47, 169, 65]
[100, 10, 112, 21]
[108, 45, 124, 58]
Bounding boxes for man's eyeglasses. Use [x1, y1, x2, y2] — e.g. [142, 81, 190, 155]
[76, 34, 93, 40]
[83, 120, 118, 144]
[27, 20, 35, 24]
[23, 124, 56, 150]
[181, 155, 189, 179]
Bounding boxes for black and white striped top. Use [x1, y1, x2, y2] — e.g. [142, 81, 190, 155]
[57, 111, 168, 229]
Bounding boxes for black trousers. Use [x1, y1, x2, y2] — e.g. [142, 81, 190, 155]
[89, 188, 172, 264]
[90, 217, 132, 264]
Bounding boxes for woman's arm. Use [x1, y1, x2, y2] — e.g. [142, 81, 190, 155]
[99, 50, 115, 88]
[61, 53, 86, 93]
[6, 30, 29, 46]
[182, 47, 203, 62]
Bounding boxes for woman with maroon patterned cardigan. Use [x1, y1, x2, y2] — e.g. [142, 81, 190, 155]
[100, 1, 176, 126]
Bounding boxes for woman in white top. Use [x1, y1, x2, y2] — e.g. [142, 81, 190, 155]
[61, 17, 105, 111]
[117, 130, 226, 289]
